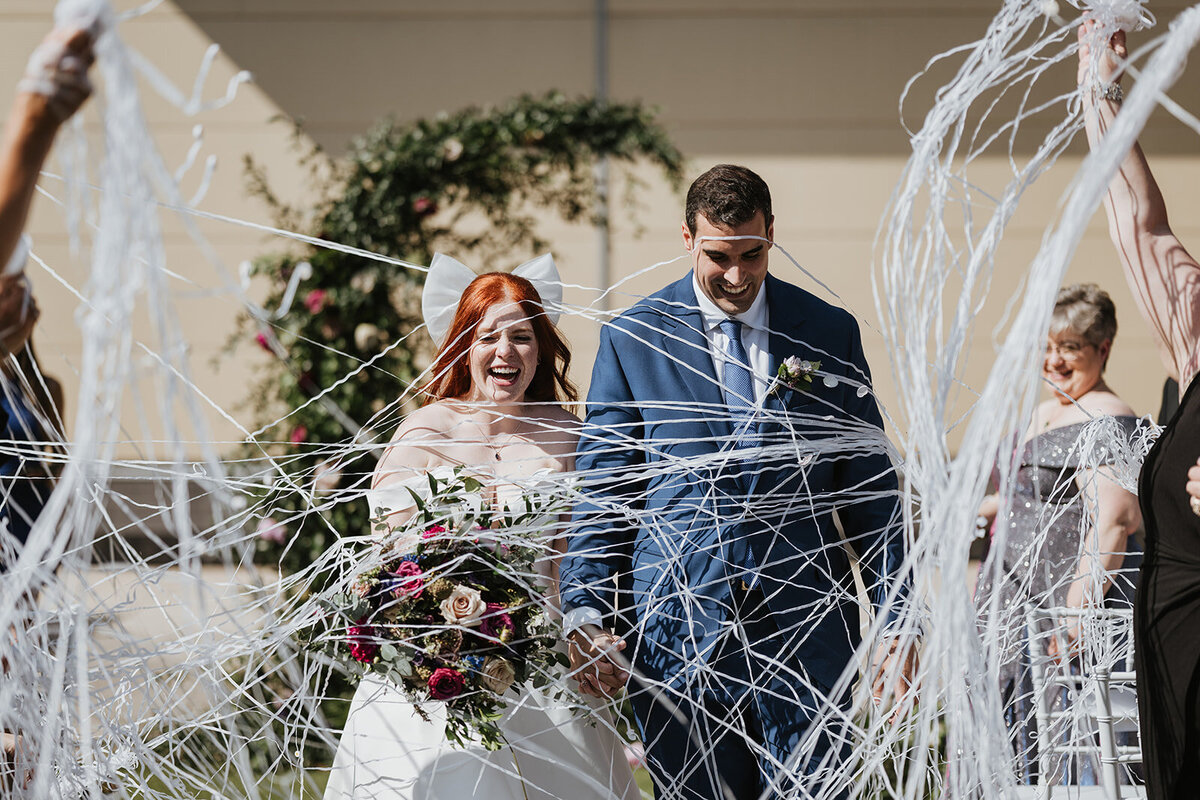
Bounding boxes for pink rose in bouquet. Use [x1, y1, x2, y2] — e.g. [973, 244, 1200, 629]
[391, 560, 424, 599]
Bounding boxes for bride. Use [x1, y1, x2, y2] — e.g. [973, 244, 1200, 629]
[323, 254, 638, 800]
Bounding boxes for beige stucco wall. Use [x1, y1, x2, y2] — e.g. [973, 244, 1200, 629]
[4, 0, 1200, 457]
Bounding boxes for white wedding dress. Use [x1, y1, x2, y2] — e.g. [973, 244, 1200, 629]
[322, 468, 639, 800]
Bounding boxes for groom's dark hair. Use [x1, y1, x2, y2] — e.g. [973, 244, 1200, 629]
[684, 164, 772, 236]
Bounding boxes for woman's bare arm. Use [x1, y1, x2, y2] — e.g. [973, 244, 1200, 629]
[1081, 25, 1200, 389]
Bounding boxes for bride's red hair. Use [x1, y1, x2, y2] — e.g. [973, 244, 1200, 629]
[423, 272, 577, 404]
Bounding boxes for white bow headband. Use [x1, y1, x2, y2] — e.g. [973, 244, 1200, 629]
[421, 252, 562, 347]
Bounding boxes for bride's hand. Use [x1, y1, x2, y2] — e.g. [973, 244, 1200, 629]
[568, 625, 628, 698]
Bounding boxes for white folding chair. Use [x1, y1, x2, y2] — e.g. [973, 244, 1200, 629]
[1015, 605, 1145, 800]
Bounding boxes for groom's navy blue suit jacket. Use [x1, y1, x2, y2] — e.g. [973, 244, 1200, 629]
[560, 272, 906, 694]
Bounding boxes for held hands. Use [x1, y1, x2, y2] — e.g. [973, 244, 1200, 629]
[568, 624, 629, 699]
[870, 636, 919, 723]
[17, 27, 96, 124]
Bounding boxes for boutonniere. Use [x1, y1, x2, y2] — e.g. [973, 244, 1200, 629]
[771, 356, 822, 396]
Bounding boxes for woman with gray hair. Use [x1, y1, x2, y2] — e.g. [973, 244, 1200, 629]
[976, 282, 1143, 785]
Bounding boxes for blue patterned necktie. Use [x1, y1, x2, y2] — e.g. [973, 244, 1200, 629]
[718, 317, 759, 590]
[718, 318, 756, 440]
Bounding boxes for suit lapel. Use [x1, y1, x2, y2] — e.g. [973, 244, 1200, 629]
[762, 275, 808, 416]
[659, 276, 731, 443]
[750, 276, 809, 495]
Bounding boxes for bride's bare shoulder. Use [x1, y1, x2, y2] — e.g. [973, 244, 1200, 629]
[392, 402, 461, 440]
[377, 403, 465, 479]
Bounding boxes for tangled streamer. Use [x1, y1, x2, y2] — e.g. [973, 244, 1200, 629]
[1, 0, 1197, 798]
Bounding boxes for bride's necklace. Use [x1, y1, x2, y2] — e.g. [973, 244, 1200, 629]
[480, 428, 521, 461]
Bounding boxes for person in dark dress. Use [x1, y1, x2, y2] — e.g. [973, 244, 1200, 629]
[1081, 24, 1200, 800]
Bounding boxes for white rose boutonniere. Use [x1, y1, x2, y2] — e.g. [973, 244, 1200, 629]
[773, 356, 822, 395]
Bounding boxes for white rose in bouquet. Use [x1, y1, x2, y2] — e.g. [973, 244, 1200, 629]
[440, 585, 486, 626]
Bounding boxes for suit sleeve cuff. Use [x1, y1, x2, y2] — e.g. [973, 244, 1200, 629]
[562, 605, 605, 635]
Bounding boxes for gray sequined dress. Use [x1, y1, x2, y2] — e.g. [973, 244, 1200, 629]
[976, 415, 1143, 783]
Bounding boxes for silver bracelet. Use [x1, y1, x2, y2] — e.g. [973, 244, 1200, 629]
[1097, 82, 1124, 103]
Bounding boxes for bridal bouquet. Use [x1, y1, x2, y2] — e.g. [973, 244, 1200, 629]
[316, 469, 573, 750]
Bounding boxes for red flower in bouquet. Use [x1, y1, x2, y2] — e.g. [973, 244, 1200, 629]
[290, 425, 308, 444]
[428, 667, 466, 700]
[421, 524, 446, 539]
[303, 288, 328, 314]
[347, 624, 378, 663]
[391, 560, 424, 599]
[480, 603, 515, 640]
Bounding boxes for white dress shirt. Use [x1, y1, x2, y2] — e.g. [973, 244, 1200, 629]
[691, 272, 772, 405]
[562, 275, 774, 635]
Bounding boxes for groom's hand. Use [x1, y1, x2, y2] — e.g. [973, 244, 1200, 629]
[870, 636, 919, 723]
[568, 624, 628, 698]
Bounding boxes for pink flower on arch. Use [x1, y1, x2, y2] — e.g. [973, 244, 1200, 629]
[256, 517, 288, 545]
[254, 331, 273, 352]
[304, 289, 328, 314]
[413, 196, 438, 217]
[421, 524, 446, 540]
[290, 425, 308, 444]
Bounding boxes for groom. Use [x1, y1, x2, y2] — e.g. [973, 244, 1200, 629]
[560, 165, 913, 799]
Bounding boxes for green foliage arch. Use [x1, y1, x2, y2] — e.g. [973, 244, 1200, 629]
[236, 91, 684, 578]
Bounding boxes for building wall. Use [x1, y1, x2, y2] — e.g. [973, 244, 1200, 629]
[3, 0, 1199, 458]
